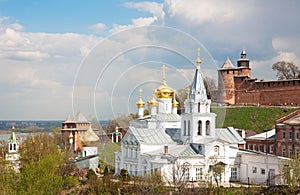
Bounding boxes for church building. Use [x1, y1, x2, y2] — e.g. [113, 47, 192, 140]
[115, 49, 289, 185]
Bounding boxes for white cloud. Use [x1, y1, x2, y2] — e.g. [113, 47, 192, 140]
[88, 22, 107, 34]
[110, 16, 157, 33]
[124, 1, 165, 20]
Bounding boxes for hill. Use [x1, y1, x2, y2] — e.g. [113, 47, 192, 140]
[212, 106, 298, 133]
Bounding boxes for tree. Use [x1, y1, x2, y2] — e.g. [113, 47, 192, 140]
[134, 172, 165, 195]
[19, 133, 66, 166]
[166, 161, 190, 193]
[281, 154, 300, 194]
[272, 61, 300, 80]
[0, 158, 18, 194]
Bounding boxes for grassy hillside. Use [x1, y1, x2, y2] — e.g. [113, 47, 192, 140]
[212, 106, 298, 133]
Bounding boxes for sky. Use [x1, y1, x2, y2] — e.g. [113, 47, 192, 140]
[0, 0, 299, 120]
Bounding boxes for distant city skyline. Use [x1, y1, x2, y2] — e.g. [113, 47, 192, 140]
[0, 0, 299, 120]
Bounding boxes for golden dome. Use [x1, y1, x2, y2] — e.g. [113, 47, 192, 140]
[172, 93, 179, 108]
[136, 88, 145, 108]
[155, 84, 174, 99]
[155, 65, 174, 99]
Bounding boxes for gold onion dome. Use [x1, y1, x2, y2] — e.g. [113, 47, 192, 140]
[155, 65, 174, 99]
[172, 93, 179, 108]
[148, 88, 158, 106]
[136, 88, 145, 108]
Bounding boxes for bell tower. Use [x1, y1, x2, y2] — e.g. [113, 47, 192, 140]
[181, 48, 216, 146]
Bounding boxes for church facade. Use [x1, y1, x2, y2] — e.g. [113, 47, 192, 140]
[214, 49, 300, 105]
[115, 49, 288, 185]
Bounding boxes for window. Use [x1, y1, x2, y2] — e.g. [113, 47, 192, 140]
[198, 120, 202, 135]
[252, 167, 257, 173]
[282, 148, 286, 157]
[214, 146, 220, 156]
[259, 145, 262, 152]
[282, 132, 286, 140]
[289, 149, 293, 157]
[198, 102, 200, 113]
[198, 145, 202, 154]
[206, 120, 210, 135]
[270, 145, 274, 153]
[289, 131, 292, 140]
[263, 145, 267, 153]
[231, 167, 237, 181]
[187, 120, 191, 136]
[253, 144, 256, 151]
[183, 120, 186, 135]
[296, 132, 299, 140]
[184, 167, 190, 180]
[248, 144, 251, 150]
[196, 167, 203, 181]
[261, 168, 265, 175]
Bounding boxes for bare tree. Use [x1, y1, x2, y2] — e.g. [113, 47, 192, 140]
[272, 61, 300, 80]
[281, 154, 300, 194]
[166, 161, 190, 193]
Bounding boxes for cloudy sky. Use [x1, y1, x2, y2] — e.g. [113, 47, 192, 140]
[0, 0, 299, 120]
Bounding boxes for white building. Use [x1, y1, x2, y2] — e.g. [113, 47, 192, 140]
[5, 125, 20, 171]
[114, 49, 288, 185]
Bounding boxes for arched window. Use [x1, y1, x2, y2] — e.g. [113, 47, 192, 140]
[214, 145, 219, 156]
[198, 103, 200, 113]
[198, 120, 202, 135]
[188, 120, 191, 136]
[184, 120, 186, 136]
[206, 120, 210, 135]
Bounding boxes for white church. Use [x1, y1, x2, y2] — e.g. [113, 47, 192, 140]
[114, 49, 288, 185]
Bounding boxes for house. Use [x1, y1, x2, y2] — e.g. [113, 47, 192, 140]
[245, 129, 275, 154]
[275, 109, 300, 157]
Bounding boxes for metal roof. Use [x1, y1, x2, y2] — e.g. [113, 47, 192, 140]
[129, 126, 175, 145]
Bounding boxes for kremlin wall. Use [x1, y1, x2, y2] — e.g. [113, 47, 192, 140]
[213, 49, 300, 106]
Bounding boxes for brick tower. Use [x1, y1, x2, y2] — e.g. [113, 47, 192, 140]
[216, 49, 251, 104]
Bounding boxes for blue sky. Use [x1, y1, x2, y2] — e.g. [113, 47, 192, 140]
[0, 0, 299, 120]
[0, 0, 154, 33]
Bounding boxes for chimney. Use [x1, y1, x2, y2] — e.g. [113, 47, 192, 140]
[164, 145, 168, 155]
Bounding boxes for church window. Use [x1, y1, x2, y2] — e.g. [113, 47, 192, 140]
[196, 167, 203, 180]
[13, 143, 16, 151]
[198, 103, 200, 113]
[187, 120, 191, 136]
[282, 132, 286, 140]
[252, 167, 257, 173]
[198, 120, 202, 135]
[183, 120, 186, 134]
[184, 167, 190, 180]
[9, 144, 12, 151]
[214, 146, 219, 156]
[230, 167, 237, 181]
[206, 120, 210, 135]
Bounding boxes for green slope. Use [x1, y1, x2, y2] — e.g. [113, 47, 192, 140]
[212, 106, 298, 133]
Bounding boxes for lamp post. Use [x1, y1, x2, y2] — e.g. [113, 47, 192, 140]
[264, 129, 269, 186]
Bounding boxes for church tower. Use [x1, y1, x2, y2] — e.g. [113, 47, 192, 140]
[155, 65, 174, 114]
[5, 125, 20, 171]
[181, 49, 216, 145]
[136, 88, 145, 118]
